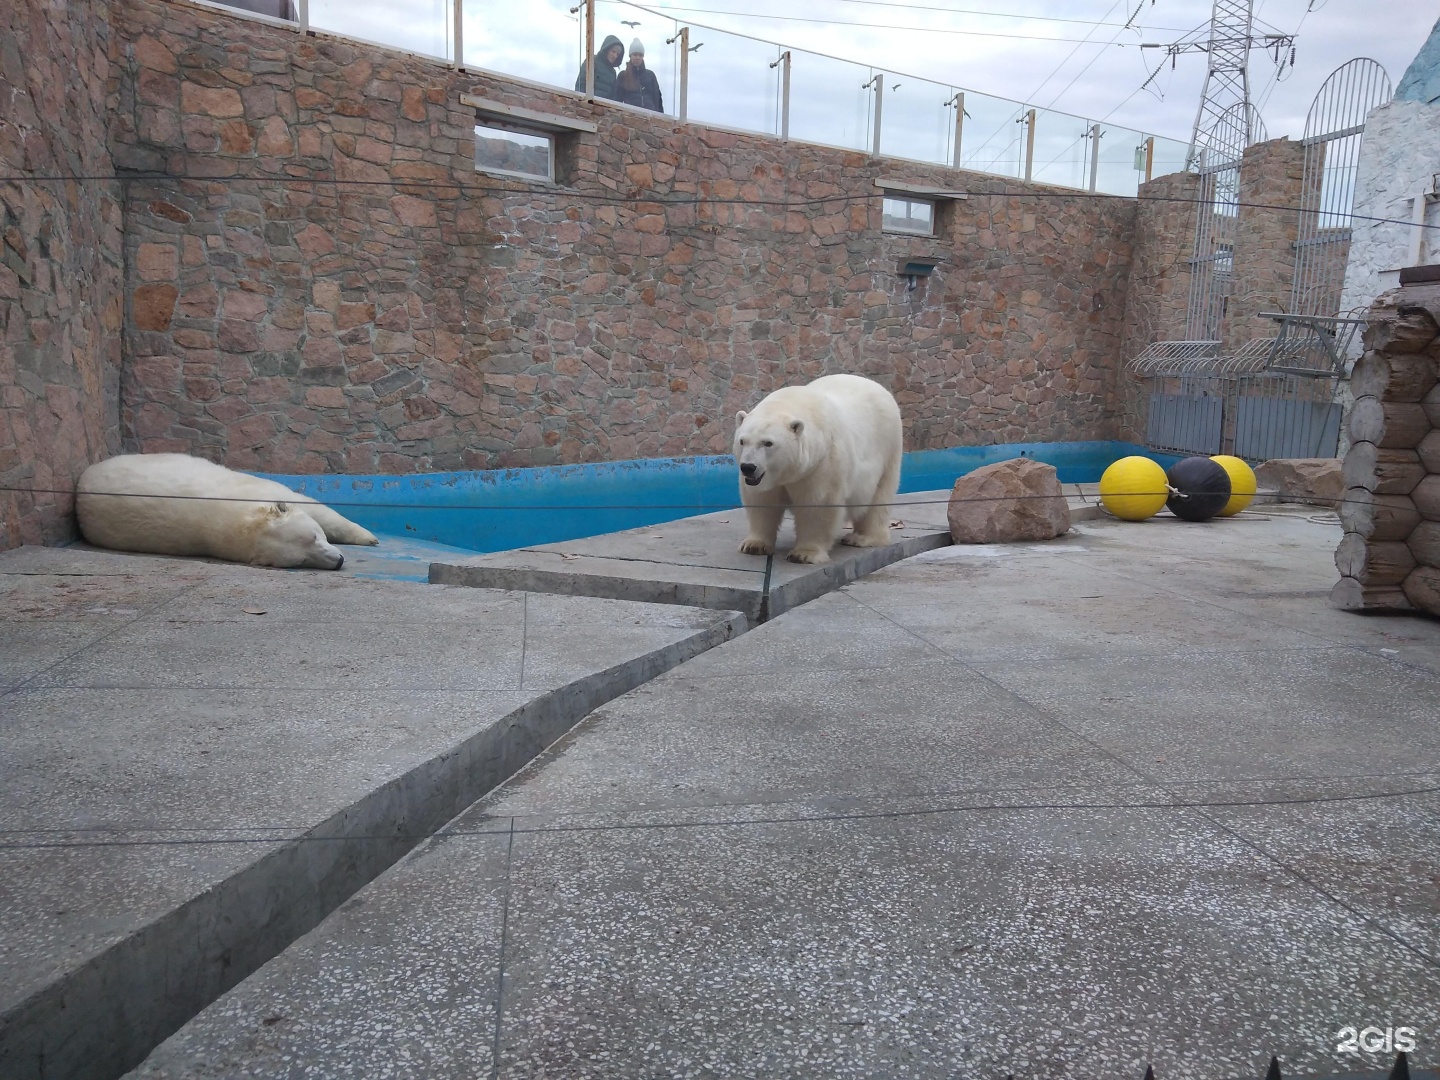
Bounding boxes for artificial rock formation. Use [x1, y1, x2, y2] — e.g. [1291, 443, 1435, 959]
[1331, 284, 1440, 615]
[1254, 458, 1344, 507]
[947, 457, 1070, 544]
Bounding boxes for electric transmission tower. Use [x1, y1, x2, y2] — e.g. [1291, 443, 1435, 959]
[1143, 0, 1294, 169]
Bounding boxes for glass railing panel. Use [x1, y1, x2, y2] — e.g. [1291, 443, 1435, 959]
[1029, 107, 1091, 190]
[464, 0, 586, 93]
[786, 47, 872, 153]
[1091, 125, 1146, 198]
[309, 0, 451, 61]
[595, 1, 680, 115]
[955, 92, 1026, 179]
[679, 24, 781, 136]
[1150, 136, 1192, 180]
[875, 71, 953, 167]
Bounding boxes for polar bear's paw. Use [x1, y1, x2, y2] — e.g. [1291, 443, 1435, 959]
[739, 537, 775, 556]
[786, 544, 831, 564]
[841, 528, 890, 548]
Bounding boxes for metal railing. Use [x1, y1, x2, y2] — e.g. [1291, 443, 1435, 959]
[194, 0, 1192, 197]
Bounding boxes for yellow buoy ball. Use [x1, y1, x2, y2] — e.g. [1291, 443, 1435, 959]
[1210, 455, 1257, 517]
[1099, 456, 1169, 521]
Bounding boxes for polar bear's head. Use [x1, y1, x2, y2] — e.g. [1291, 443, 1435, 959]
[733, 407, 813, 493]
[251, 503, 347, 570]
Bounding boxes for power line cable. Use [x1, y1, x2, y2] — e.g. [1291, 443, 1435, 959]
[612, 4, 1156, 44]
[624, 0, 1201, 33]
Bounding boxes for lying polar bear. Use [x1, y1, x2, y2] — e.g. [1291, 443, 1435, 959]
[733, 373, 903, 564]
[76, 454, 378, 570]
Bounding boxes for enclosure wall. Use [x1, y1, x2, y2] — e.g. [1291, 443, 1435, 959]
[0, 0, 123, 550]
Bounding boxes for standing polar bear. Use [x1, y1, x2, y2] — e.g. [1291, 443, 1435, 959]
[733, 374, 903, 564]
[77, 454, 379, 570]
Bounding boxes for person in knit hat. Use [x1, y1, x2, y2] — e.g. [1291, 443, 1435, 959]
[575, 34, 625, 100]
[616, 38, 664, 112]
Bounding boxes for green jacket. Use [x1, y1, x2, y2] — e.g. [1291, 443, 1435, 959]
[575, 35, 625, 100]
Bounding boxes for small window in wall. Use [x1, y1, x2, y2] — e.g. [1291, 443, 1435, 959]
[882, 196, 936, 236]
[474, 123, 554, 182]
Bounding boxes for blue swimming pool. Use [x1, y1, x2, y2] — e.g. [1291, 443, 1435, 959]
[256, 441, 1181, 555]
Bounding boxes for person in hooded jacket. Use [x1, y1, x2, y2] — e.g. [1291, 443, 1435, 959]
[615, 39, 664, 112]
[575, 34, 626, 100]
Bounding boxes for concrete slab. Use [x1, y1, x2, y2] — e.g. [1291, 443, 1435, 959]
[429, 485, 1101, 622]
[0, 545, 741, 1080]
[129, 507, 1440, 1080]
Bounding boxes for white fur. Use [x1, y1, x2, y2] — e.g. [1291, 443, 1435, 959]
[733, 374, 903, 564]
[75, 454, 370, 570]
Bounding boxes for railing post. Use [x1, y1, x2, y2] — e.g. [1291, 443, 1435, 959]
[452, 0, 463, 69]
[1022, 107, 1036, 181]
[584, 0, 595, 98]
[769, 51, 791, 141]
[679, 27, 689, 122]
[950, 91, 965, 170]
[866, 73, 883, 157]
[297, 0, 308, 34]
[1088, 122, 1101, 192]
[1145, 136, 1155, 182]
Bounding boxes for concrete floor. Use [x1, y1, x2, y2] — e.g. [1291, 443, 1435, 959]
[119, 507, 1440, 1080]
[0, 544, 741, 1080]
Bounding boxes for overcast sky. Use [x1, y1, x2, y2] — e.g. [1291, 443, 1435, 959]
[311, 0, 1439, 185]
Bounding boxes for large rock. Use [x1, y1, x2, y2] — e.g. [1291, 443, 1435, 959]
[1254, 458, 1343, 507]
[947, 458, 1070, 544]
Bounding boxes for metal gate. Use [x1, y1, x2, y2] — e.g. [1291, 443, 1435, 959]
[1233, 374, 1343, 459]
[1148, 384, 1225, 455]
[1291, 59, 1393, 322]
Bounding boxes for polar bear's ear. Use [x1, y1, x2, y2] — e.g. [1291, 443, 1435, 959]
[789, 419, 804, 436]
[265, 502, 290, 517]
[735, 410, 747, 425]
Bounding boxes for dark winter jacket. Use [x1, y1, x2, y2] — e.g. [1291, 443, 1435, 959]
[575, 35, 625, 100]
[616, 63, 664, 112]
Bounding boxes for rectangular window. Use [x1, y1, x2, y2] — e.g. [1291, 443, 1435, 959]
[474, 124, 554, 182]
[882, 195, 936, 236]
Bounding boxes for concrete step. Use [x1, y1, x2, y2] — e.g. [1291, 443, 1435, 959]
[430, 487, 1102, 622]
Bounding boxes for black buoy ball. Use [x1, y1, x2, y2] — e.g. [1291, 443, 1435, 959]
[1165, 456, 1231, 522]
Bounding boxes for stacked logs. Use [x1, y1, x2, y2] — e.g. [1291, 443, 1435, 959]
[1332, 285, 1440, 616]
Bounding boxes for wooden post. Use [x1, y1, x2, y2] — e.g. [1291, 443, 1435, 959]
[452, 0, 463, 68]
[679, 27, 689, 122]
[584, 0, 595, 98]
[1145, 136, 1155, 182]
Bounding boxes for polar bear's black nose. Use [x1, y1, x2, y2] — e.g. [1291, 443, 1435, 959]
[333, 553, 345, 570]
[739, 463, 758, 477]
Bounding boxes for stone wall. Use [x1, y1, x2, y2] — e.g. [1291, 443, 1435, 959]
[1114, 169, 1201, 441]
[0, 0, 123, 551]
[110, 0, 1137, 475]
[1225, 138, 1306, 346]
